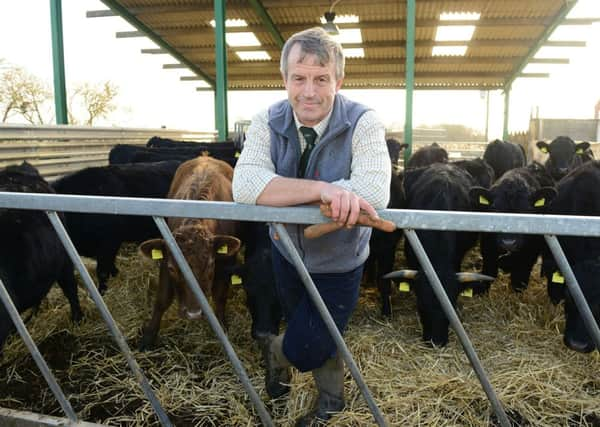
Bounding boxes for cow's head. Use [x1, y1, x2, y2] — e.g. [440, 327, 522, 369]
[559, 260, 600, 353]
[140, 223, 241, 320]
[470, 183, 556, 252]
[537, 137, 591, 181]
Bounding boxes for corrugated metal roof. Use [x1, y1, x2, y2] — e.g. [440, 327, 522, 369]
[97, 0, 585, 90]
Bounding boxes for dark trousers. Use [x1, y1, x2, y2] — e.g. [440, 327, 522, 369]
[271, 244, 363, 372]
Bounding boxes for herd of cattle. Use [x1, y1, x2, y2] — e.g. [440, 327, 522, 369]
[0, 135, 598, 367]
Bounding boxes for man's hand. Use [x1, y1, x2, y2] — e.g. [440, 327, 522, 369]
[320, 183, 378, 227]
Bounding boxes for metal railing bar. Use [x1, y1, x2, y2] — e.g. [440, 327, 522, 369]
[46, 212, 173, 427]
[2, 193, 600, 238]
[403, 229, 510, 427]
[0, 278, 79, 422]
[152, 216, 274, 427]
[272, 223, 388, 427]
[544, 235, 600, 350]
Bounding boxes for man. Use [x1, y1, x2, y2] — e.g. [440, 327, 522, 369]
[232, 27, 390, 425]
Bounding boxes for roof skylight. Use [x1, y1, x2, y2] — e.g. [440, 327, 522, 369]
[435, 25, 476, 41]
[236, 51, 271, 61]
[343, 48, 365, 58]
[225, 32, 261, 47]
[319, 14, 360, 24]
[209, 19, 248, 27]
[333, 28, 363, 44]
[439, 12, 481, 21]
[432, 46, 468, 56]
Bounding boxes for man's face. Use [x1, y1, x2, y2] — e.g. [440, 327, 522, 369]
[283, 43, 343, 127]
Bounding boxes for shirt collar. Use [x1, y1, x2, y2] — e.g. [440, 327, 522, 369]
[293, 107, 333, 139]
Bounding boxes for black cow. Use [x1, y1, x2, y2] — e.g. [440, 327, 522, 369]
[146, 136, 238, 150]
[406, 142, 448, 169]
[391, 163, 484, 346]
[483, 139, 527, 180]
[541, 161, 600, 352]
[452, 158, 495, 189]
[109, 144, 238, 167]
[52, 161, 181, 293]
[0, 162, 83, 352]
[470, 163, 556, 293]
[364, 171, 405, 317]
[385, 138, 408, 168]
[537, 136, 594, 181]
[234, 222, 282, 339]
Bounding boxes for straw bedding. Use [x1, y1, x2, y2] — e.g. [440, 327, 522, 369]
[0, 244, 598, 426]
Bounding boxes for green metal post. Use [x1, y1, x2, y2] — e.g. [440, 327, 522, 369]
[404, 0, 416, 162]
[214, 0, 228, 140]
[50, 0, 68, 124]
[485, 90, 490, 142]
[503, 85, 510, 140]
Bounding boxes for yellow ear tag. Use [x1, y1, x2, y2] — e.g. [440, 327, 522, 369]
[460, 288, 473, 298]
[479, 195, 490, 206]
[151, 249, 163, 260]
[552, 271, 565, 284]
[540, 146, 548, 153]
[398, 282, 411, 292]
[235, 151, 241, 158]
[231, 274, 242, 285]
[217, 245, 228, 254]
[534, 198, 545, 207]
[576, 148, 583, 154]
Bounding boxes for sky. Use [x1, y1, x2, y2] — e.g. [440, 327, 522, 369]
[0, 0, 599, 140]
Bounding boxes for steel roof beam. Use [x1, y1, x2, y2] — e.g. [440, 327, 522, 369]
[248, 0, 285, 49]
[505, 0, 579, 89]
[99, 0, 215, 88]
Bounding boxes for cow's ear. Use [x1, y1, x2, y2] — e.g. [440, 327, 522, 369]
[575, 141, 590, 154]
[213, 235, 242, 258]
[536, 141, 549, 153]
[469, 187, 492, 208]
[530, 187, 557, 209]
[139, 239, 166, 260]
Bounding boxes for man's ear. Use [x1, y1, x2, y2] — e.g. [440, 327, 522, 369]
[469, 187, 492, 209]
[335, 78, 343, 92]
[530, 187, 557, 209]
[139, 239, 166, 260]
[536, 141, 550, 154]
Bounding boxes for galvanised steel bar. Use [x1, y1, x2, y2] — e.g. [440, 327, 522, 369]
[3, 193, 600, 239]
[272, 223, 388, 427]
[544, 235, 600, 351]
[403, 229, 510, 427]
[49, 0, 68, 124]
[46, 212, 173, 427]
[0, 278, 78, 422]
[152, 217, 274, 427]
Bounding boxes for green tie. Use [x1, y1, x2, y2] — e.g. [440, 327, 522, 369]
[298, 126, 317, 178]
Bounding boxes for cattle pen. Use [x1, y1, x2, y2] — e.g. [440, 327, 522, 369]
[0, 192, 599, 426]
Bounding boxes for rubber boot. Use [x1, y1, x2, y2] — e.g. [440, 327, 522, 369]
[295, 354, 345, 426]
[259, 333, 291, 399]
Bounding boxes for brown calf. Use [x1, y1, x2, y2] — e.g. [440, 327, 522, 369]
[139, 156, 241, 350]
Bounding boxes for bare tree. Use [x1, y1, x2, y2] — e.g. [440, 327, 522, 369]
[0, 66, 51, 124]
[69, 81, 118, 125]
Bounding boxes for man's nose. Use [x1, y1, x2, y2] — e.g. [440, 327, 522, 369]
[303, 80, 315, 97]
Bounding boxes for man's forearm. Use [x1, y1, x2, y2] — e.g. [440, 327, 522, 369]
[256, 176, 327, 206]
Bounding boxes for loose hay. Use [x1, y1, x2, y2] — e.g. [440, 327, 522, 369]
[0, 244, 599, 426]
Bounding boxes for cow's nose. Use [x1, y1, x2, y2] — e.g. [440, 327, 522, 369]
[564, 335, 594, 353]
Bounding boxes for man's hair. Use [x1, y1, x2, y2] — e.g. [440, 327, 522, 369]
[280, 27, 345, 80]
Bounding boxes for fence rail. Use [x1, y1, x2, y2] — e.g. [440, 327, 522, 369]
[0, 193, 598, 426]
[0, 124, 218, 180]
